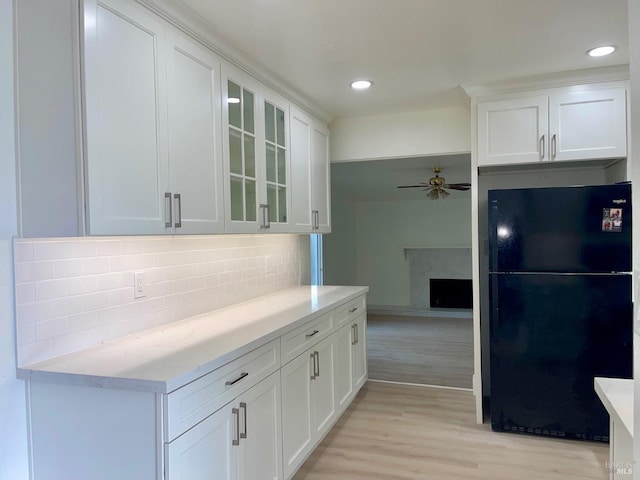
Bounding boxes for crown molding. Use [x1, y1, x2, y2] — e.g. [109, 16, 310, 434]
[462, 65, 630, 98]
[137, 0, 333, 124]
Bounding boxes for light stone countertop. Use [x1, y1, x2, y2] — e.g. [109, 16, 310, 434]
[17, 285, 368, 393]
[594, 376, 633, 437]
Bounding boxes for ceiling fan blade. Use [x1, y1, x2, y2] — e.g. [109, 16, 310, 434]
[427, 189, 439, 200]
[445, 184, 471, 191]
[397, 184, 428, 189]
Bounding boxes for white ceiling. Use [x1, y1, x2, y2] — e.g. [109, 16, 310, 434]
[178, 0, 628, 121]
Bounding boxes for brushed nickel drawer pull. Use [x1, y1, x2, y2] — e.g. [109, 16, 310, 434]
[348, 307, 358, 313]
[306, 329, 319, 339]
[225, 372, 249, 386]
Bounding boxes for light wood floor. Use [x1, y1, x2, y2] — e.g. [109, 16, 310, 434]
[293, 382, 609, 480]
[367, 314, 473, 388]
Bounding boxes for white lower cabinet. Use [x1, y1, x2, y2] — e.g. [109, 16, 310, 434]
[352, 313, 368, 391]
[334, 322, 354, 413]
[166, 372, 282, 480]
[281, 334, 336, 479]
[25, 292, 367, 480]
[165, 402, 236, 480]
[335, 313, 368, 414]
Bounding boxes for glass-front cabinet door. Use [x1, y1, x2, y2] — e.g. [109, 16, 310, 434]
[223, 63, 290, 233]
[226, 76, 258, 230]
[263, 98, 290, 232]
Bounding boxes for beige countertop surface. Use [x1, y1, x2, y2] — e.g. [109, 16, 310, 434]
[17, 285, 368, 393]
[594, 376, 633, 438]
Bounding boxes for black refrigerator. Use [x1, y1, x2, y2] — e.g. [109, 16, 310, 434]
[488, 183, 632, 442]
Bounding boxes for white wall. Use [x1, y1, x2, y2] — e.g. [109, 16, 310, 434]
[629, 0, 640, 475]
[0, 0, 30, 477]
[329, 107, 471, 163]
[348, 196, 471, 307]
[324, 191, 358, 286]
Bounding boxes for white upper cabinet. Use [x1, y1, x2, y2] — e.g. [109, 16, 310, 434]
[477, 86, 627, 167]
[16, 0, 326, 237]
[477, 96, 548, 166]
[165, 29, 224, 234]
[549, 89, 627, 162]
[290, 106, 331, 233]
[84, 0, 224, 235]
[84, 0, 169, 234]
[222, 64, 291, 233]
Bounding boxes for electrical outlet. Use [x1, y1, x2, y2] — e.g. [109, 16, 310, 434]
[134, 272, 146, 299]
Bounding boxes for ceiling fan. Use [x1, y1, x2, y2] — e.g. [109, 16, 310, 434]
[397, 167, 471, 199]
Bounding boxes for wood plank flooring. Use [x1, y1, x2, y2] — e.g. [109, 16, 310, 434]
[367, 314, 473, 388]
[293, 382, 609, 480]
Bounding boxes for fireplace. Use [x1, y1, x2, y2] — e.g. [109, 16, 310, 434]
[429, 278, 472, 309]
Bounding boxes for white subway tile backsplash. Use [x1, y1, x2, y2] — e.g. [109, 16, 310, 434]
[15, 283, 35, 304]
[14, 234, 302, 365]
[35, 279, 70, 301]
[51, 258, 85, 278]
[17, 301, 52, 325]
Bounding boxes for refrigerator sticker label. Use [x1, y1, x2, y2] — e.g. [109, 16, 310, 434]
[602, 208, 623, 232]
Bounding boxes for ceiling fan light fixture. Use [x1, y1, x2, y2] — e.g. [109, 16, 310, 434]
[350, 80, 373, 90]
[428, 189, 440, 200]
[586, 45, 616, 57]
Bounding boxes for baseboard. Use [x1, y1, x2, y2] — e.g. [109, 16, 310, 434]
[368, 379, 473, 392]
[367, 304, 472, 319]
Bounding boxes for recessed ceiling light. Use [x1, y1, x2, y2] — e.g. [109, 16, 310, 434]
[228, 97, 240, 104]
[350, 80, 373, 90]
[586, 45, 616, 57]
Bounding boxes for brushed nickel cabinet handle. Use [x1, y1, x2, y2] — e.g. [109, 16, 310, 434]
[239, 402, 247, 439]
[173, 193, 182, 228]
[310, 353, 316, 380]
[355, 324, 359, 344]
[351, 324, 357, 346]
[232, 407, 240, 446]
[540, 135, 545, 160]
[259, 204, 268, 229]
[225, 372, 248, 386]
[552, 134, 557, 160]
[314, 351, 320, 377]
[348, 307, 358, 313]
[164, 192, 172, 228]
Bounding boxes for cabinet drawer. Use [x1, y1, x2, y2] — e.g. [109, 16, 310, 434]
[281, 312, 334, 364]
[335, 295, 366, 327]
[164, 339, 280, 442]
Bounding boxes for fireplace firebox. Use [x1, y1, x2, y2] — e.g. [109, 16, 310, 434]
[429, 278, 472, 309]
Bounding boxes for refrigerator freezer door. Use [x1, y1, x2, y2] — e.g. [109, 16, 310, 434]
[489, 184, 631, 273]
[489, 272, 632, 441]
